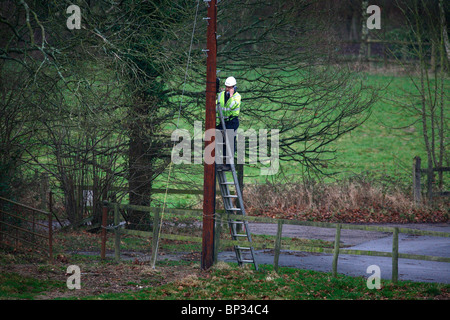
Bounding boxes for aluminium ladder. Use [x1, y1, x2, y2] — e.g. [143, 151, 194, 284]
[215, 102, 258, 271]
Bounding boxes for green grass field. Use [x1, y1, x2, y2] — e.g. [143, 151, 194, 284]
[19, 70, 445, 210]
[328, 74, 428, 178]
[153, 72, 448, 209]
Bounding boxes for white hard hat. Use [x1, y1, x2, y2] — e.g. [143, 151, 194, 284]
[224, 76, 237, 87]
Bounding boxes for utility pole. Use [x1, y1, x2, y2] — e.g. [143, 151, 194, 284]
[202, 0, 217, 270]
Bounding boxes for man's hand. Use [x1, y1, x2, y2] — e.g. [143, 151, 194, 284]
[225, 85, 234, 97]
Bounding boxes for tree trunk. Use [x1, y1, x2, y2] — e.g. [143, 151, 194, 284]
[128, 103, 153, 231]
[438, 0, 447, 189]
[61, 174, 79, 224]
[438, 0, 450, 63]
[358, 0, 369, 62]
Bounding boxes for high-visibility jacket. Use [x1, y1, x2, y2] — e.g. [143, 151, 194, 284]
[216, 91, 241, 125]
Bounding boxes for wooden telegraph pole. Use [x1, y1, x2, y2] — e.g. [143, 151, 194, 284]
[202, 0, 217, 270]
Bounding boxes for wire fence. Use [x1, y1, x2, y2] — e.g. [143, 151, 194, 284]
[1, 192, 448, 284]
[100, 200, 450, 283]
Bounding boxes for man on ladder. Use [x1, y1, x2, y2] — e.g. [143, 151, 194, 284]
[216, 76, 241, 171]
[214, 76, 258, 270]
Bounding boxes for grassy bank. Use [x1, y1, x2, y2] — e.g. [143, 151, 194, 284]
[0, 260, 448, 300]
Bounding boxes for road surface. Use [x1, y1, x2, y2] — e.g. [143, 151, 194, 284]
[218, 222, 450, 284]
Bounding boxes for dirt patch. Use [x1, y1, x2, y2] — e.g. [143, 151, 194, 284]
[0, 260, 200, 300]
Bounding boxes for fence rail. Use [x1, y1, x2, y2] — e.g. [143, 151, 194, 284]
[101, 201, 450, 283]
[413, 156, 450, 203]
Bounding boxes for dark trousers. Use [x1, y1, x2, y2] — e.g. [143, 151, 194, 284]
[216, 117, 239, 164]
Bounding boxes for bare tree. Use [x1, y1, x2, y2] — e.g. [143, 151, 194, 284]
[208, 0, 380, 176]
[0, 0, 202, 227]
[0, 59, 37, 198]
[1, 0, 381, 226]
[84, 0, 201, 228]
[438, 0, 450, 62]
[388, 0, 449, 200]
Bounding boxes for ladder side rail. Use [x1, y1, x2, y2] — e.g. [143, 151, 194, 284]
[217, 99, 258, 270]
[217, 101, 235, 166]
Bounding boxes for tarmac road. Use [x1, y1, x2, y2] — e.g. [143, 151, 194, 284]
[85, 221, 449, 283]
[218, 222, 450, 284]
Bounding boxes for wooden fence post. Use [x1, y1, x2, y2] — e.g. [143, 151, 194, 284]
[273, 220, 283, 272]
[426, 158, 434, 201]
[48, 192, 53, 263]
[101, 205, 107, 260]
[332, 223, 341, 277]
[151, 211, 161, 268]
[41, 173, 49, 211]
[413, 156, 421, 204]
[114, 203, 120, 262]
[392, 227, 399, 283]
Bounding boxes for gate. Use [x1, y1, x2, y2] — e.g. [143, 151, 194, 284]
[0, 194, 56, 261]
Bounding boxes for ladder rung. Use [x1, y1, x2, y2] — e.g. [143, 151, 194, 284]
[241, 259, 255, 263]
[232, 233, 248, 237]
[216, 155, 258, 269]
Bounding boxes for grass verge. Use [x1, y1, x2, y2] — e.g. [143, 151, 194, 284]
[68, 262, 449, 300]
[0, 272, 65, 300]
[0, 255, 448, 300]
